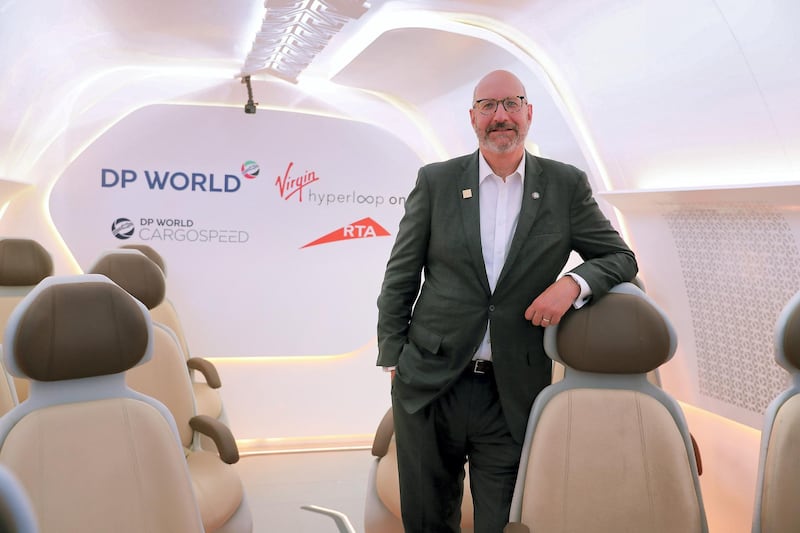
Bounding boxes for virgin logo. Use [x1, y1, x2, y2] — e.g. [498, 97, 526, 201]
[275, 161, 319, 202]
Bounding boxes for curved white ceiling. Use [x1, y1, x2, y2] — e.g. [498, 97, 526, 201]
[0, 0, 797, 191]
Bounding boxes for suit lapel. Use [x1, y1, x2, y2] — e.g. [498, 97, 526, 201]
[459, 152, 491, 293]
[496, 152, 545, 289]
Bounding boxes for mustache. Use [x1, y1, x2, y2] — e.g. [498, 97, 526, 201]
[486, 122, 518, 134]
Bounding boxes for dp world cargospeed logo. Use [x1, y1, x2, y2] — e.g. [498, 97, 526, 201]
[110, 217, 249, 245]
[241, 160, 260, 179]
[111, 217, 135, 240]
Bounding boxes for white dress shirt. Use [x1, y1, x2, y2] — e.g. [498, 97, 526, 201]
[473, 153, 590, 362]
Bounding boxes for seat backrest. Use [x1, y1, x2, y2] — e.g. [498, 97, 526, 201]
[89, 250, 250, 533]
[508, 282, 707, 533]
[752, 288, 800, 533]
[89, 249, 197, 448]
[0, 238, 54, 408]
[115, 245, 225, 426]
[0, 464, 38, 533]
[151, 298, 192, 359]
[0, 274, 204, 533]
[118, 244, 192, 358]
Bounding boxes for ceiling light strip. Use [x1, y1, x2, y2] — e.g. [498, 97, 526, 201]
[242, 0, 370, 81]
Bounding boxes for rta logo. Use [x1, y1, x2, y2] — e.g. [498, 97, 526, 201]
[301, 217, 390, 249]
[111, 218, 135, 240]
[275, 161, 319, 202]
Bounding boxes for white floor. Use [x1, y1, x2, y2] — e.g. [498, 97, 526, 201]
[234, 448, 374, 533]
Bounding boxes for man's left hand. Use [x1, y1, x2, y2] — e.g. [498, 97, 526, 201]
[524, 276, 581, 327]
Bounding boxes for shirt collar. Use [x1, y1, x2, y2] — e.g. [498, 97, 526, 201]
[478, 151, 526, 185]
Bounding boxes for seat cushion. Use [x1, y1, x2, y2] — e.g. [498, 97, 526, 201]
[186, 450, 245, 532]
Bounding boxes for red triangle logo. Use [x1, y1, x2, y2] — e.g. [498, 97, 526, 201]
[301, 217, 391, 249]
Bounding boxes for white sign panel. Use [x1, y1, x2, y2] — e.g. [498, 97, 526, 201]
[50, 104, 423, 357]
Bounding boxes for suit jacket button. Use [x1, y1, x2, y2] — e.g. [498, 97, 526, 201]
[489, 305, 495, 312]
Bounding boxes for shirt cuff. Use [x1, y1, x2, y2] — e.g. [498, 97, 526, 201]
[565, 273, 592, 309]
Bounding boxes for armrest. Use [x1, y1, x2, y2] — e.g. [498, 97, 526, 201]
[371, 408, 394, 457]
[690, 432, 703, 476]
[504, 523, 530, 533]
[189, 414, 239, 464]
[187, 357, 222, 388]
[300, 505, 356, 533]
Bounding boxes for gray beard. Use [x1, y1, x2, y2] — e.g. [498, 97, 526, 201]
[481, 133, 521, 154]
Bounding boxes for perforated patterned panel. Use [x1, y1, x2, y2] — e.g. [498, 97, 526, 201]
[665, 207, 798, 414]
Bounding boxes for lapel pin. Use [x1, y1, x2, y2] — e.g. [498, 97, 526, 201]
[532, 192, 540, 200]
[462, 189, 473, 199]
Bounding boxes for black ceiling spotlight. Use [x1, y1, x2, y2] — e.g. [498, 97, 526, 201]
[242, 75, 258, 114]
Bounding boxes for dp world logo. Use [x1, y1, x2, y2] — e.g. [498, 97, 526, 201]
[241, 160, 260, 180]
[111, 217, 135, 240]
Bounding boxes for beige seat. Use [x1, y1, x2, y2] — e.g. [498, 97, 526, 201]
[90, 249, 252, 533]
[0, 238, 54, 408]
[365, 407, 475, 533]
[548, 277, 705, 472]
[0, 274, 204, 532]
[752, 288, 800, 532]
[0, 464, 38, 533]
[505, 282, 707, 533]
[120, 243, 226, 424]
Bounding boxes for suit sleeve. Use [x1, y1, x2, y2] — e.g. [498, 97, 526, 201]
[376, 169, 432, 367]
[567, 170, 638, 300]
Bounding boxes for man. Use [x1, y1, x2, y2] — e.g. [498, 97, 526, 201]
[376, 69, 637, 532]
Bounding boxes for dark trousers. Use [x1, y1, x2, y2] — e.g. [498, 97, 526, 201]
[392, 366, 522, 533]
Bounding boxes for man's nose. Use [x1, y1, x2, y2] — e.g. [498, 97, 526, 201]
[493, 105, 512, 120]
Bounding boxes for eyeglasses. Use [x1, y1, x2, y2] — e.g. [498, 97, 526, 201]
[473, 96, 526, 116]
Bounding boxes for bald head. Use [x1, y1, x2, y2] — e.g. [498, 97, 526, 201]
[473, 70, 527, 101]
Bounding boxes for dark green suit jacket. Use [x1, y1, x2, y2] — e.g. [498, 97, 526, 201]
[377, 150, 638, 442]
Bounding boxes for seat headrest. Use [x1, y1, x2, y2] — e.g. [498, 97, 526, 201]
[89, 249, 166, 310]
[119, 243, 166, 275]
[545, 282, 676, 374]
[775, 289, 800, 371]
[3, 274, 153, 381]
[0, 238, 53, 286]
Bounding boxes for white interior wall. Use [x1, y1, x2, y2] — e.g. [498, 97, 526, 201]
[0, 8, 798, 529]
